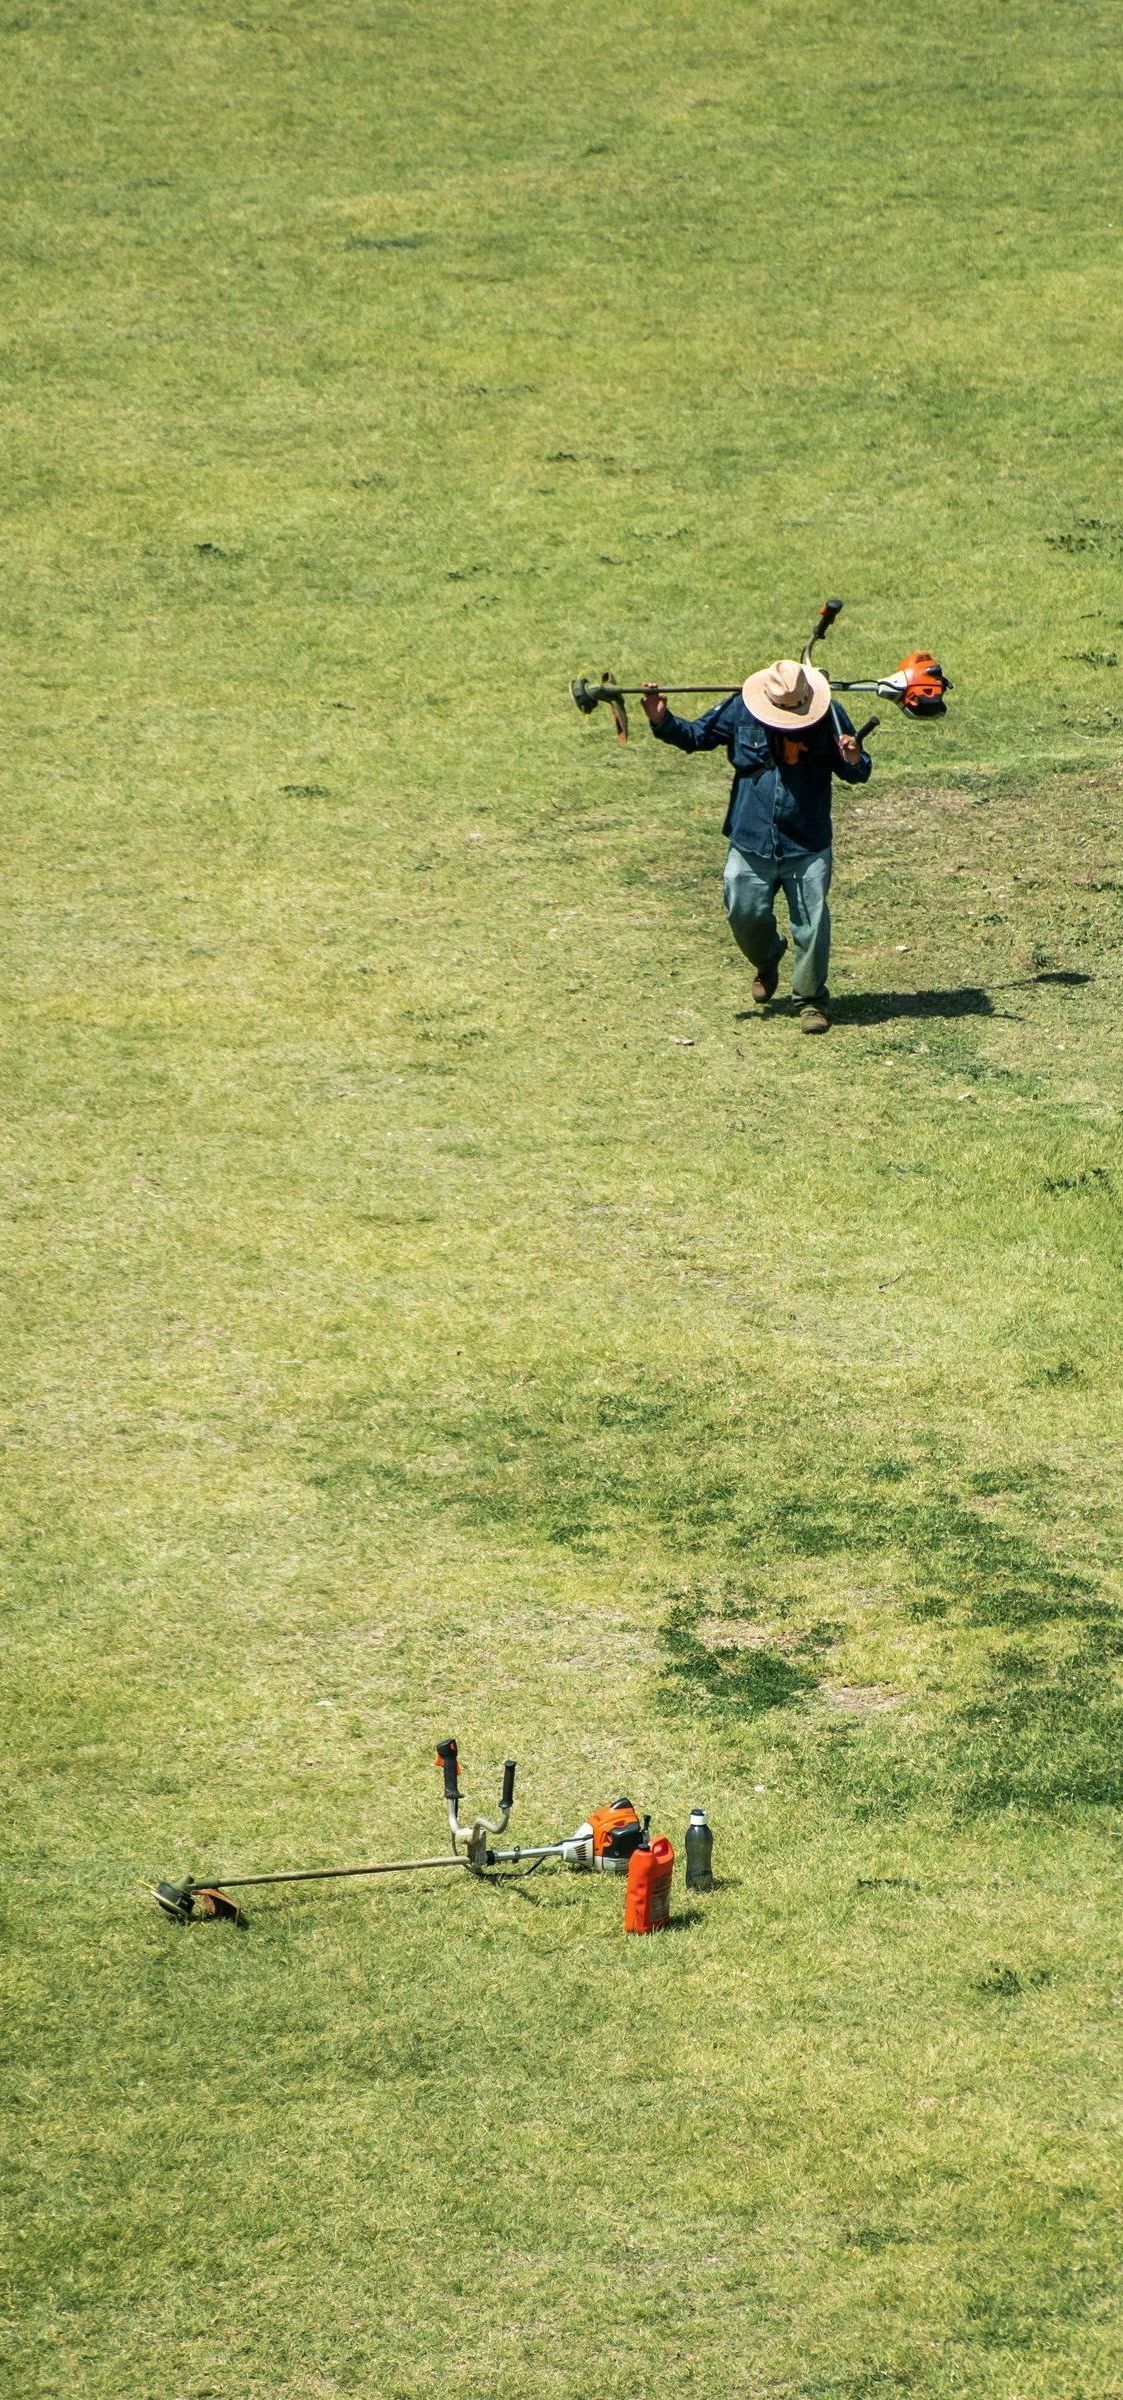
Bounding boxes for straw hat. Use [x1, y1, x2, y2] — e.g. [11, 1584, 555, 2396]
[742, 656, 831, 730]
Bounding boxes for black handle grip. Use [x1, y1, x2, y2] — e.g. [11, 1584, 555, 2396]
[856, 716, 879, 743]
[436, 1738, 460, 1806]
[501, 1757, 517, 1811]
[816, 597, 844, 634]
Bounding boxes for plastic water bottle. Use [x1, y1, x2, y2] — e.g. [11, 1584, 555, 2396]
[685, 1807, 713, 1893]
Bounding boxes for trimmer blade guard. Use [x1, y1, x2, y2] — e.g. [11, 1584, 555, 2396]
[194, 1887, 248, 1926]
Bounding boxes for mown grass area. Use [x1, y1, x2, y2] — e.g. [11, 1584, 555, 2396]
[3, 3, 1123, 2395]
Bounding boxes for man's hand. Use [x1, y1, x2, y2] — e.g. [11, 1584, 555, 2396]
[836, 731, 861, 767]
[642, 682, 667, 727]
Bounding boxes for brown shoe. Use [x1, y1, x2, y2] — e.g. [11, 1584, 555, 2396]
[799, 1002, 831, 1035]
[751, 938, 787, 1004]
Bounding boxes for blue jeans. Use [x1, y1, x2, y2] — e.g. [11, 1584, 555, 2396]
[722, 844, 832, 1003]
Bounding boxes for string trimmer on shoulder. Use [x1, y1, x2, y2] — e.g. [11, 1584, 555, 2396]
[570, 597, 951, 743]
[153, 1740, 651, 1928]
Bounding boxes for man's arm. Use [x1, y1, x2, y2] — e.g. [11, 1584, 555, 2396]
[642, 686, 740, 753]
[830, 701, 873, 784]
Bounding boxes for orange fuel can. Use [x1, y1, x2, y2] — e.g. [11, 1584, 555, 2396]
[623, 1834, 675, 1934]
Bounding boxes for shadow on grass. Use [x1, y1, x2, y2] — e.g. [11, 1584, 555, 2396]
[735, 969, 1093, 1029]
[734, 984, 1007, 1026]
[661, 1601, 821, 1718]
[304, 1369, 1122, 1818]
[832, 985, 1000, 1025]
[1017, 969, 1094, 988]
[657, 1473, 1123, 1816]
[830, 969, 1092, 1028]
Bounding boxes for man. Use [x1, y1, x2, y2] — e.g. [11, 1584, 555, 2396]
[642, 656, 872, 1033]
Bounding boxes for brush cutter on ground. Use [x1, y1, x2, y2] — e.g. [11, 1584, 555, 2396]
[570, 598, 951, 742]
[153, 1740, 648, 1926]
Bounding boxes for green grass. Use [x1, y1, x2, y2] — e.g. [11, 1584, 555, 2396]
[3, 2, 1123, 2394]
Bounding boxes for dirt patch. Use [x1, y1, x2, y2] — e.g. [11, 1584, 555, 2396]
[817, 1682, 903, 1713]
[696, 1616, 804, 1653]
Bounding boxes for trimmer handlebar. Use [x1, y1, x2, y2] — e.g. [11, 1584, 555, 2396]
[438, 1740, 518, 1865]
[803, 597, 844, 663]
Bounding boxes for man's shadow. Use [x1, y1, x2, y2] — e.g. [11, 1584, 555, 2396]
[836, 968, 1092, 1026]
[832, 984, 997, 1026]
[737, 971, 1092, 1029]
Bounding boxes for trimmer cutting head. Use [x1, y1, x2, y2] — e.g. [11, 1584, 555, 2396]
[154, 1880, 247, 1927]
[570, 674, 629, 741]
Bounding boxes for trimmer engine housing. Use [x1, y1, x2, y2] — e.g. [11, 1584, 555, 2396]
[567, 1798, 646, 1873]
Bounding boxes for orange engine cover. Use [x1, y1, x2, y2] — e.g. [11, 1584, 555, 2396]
[588, 1799, 644, 1862]
[896, 651, 950, 714]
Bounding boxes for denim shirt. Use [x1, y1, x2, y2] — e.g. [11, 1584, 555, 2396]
[650, 692, 871, 857]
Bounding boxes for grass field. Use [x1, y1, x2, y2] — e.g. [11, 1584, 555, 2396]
[3, 3, 1123, 2395]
